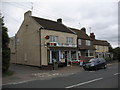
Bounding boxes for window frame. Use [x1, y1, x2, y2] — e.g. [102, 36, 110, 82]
[86, 40, 91, 46]
[85, 50, 94, 57]
[66, 37, 73, 45]
[78, 39, 82, 46]
[50, 35, 58, 42]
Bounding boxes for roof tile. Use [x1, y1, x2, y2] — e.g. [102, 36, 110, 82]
[32, 16, 75, 34]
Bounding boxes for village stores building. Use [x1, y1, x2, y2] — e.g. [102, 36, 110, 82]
[10, 11, 112, 68]
[10, 11, 87, 67]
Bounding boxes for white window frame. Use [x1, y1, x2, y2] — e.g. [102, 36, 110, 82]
[66, 37, 73, 45]
[50, 36, 58, 42]
[86, 40, 91, 46]
[78, 39, 82, 45]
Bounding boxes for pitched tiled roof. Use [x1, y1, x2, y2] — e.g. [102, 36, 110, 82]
[93, 40, 110, 46]
[32, 16, 75, 34]
[70, 28, 91, 40]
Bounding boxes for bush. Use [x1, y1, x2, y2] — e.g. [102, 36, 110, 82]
[2, 48, 10, 73]
[1, 17, 11, 73]
[105, 57, 113, 63]
[3, 70, 14, 77]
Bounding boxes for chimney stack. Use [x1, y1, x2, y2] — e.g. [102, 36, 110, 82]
[24, 10, 32, 20]
[90, 33, 95, 39]
[57, 18, 62, 24]
[81, 27, 86, 33]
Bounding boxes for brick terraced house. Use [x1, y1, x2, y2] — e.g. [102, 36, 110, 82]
[90, 33, 111, 58]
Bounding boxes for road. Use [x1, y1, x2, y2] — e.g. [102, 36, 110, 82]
[2, 63, 119, 88]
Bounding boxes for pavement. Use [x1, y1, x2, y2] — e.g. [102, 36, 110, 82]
[2, 61, 118, 86]
[2, 62, 119, 88]
[2, 63, 83, 85]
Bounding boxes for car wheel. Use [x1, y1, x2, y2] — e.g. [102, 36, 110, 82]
[95, 66, 98, 71]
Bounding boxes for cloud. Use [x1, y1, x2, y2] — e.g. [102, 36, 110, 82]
[1, 0, 118, 48]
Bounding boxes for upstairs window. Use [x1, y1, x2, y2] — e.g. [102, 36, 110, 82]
[66, 37, 73, 44]
[16, 38, 20, 45]
[78, 39, 82, 45]
[50, 36, 58, 42]
[95, 45, 99, 50]
[86, 40, 91, 46]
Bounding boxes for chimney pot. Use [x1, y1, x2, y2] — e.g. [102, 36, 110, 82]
[81, 27, 86, 33]
[57, 18, 62, 24]
[24, 10, 32, 19]
[90, 32, 95, 39]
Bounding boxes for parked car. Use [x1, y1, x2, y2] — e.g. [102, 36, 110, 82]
[83, 58, 106, 71]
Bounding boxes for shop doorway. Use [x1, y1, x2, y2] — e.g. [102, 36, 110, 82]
[52, 51, 59, 62]
[65, 51, 71, 66]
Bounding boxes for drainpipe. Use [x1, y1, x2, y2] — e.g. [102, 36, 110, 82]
[39, 27, 43, 67]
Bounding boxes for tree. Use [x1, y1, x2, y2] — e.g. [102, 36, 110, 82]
[113, 47, 120, 62]
[108, 44, 113, 53]
[1, 16, 10, 72]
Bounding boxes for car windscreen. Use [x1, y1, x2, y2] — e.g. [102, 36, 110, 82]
[88, 58, 96, 62]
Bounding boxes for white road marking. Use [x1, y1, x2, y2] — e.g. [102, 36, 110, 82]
[3, 73, 61, 86]
[89, 71, 95, 72]
[114, 73, 120, 75]
[2, 79, 37, 86]
[65, 77, 103, 88]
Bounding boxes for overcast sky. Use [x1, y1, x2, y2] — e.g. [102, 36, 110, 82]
[1, 0, 119, 48]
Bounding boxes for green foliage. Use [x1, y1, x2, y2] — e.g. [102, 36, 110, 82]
[1, 17, 10, 73]
[105, 57, 113, 63]
[112, 47, 120, 62]
[2, 48, 10, 72]
[2, 26, 9, 47]
[109, 45, 113, 53]
[2, 70, 14, 77]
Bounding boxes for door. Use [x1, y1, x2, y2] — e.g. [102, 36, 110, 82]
[52, 51, 59, 62]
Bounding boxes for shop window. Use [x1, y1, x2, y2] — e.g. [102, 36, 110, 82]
[71, 51, 77, 60]
[90, 50, 94, 56]
[60, 51, 64, 59]
[85, 50, 89, 57]
[85, 50, 93, 57]
[52, 51, 59, 62]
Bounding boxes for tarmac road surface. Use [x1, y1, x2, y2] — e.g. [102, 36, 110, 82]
[2, 63, 119, 88]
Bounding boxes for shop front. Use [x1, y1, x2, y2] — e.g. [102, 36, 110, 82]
[48, 47, 80, 67]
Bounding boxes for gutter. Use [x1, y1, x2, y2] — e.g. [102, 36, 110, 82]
[39, 27, 43, 67]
